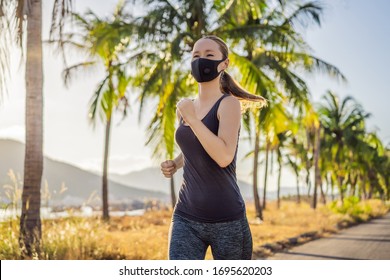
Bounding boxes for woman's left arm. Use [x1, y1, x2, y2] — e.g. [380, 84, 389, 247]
[177, 96, 241, 168]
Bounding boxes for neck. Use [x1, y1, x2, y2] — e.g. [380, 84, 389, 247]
[197, 76, 223, 102]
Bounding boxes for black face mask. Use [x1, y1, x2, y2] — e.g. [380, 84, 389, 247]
[191, 58, 225, 83]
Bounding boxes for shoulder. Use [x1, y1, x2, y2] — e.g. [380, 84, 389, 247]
[176, 107, 182, 123]
[219, 95, 241, 112]
[218, 95, 241, 119]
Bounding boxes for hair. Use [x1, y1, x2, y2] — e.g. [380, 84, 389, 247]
[200, 35, 267, 108]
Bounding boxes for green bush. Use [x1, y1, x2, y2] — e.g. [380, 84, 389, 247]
[328, 197, 385, 222]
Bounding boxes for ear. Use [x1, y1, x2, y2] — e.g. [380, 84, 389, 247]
[221, 58, 229, 71]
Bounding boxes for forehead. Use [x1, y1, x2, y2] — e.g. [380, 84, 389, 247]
[192, 38, 221, 53]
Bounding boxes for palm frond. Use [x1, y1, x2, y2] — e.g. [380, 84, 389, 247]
[88, 75, 109, 128]
[283, 1, 324, 28]
[62, 61, 98, 87]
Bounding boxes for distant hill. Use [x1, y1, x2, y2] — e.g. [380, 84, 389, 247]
[0, 139, 297, 207]
[0, 139, 168, 207]
[110, 167, 297, 201]
[110, 167, 182, 195]
[110, 167, 256, 199]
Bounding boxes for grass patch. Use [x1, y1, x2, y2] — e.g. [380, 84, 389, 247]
[1, 199, 388, 260]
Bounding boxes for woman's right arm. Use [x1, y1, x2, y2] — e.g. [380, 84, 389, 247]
[160, 109, 184, 178]
[173, 107, 184, 170]
[173, 153, 183, 169]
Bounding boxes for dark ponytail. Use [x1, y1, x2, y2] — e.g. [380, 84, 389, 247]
[220, 71, 267, 105]
[202, 35, 267, 108]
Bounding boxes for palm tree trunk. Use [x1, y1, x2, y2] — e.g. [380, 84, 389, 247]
[277, 156, 282, 209]
[331, 178, 335, 201]
[170, 177, 176, 209]
[336, 143, 345, 204]
[338, 175, 344, 203]
[368, 178, 373, 199]
[293, 137, 301, 204]
[307, 178, 311, 197]
[19, 0, 43, 258]
[350, 174, 358, 197]
[102, 116, 112, 221]
[306, 129, 312, 198]
[319, 178, 326, 204]
[253, 129, 263, 220]
[312, 126, 321, 209]
[296, 174, 301, 204]
[386, 174, 390, 201]
[262, 141, 270, 210]
[361, 175, 367, 200]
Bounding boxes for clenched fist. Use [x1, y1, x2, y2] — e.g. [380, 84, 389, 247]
[177, 98, 196, 125]
[160, 160, 177, 178]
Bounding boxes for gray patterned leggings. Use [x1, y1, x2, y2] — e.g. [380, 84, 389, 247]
[168, 213, 253, 260]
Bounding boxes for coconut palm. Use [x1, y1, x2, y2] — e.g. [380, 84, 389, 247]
[318, 95, 387, 202]
[354, 132, 386, 199]
[129, 0, 207, 206]
[378, 146, 390, 200]
[260, 100, 290, 210]
[274, 130, 292, 209]
[132, 0, 347, 219]
[143, 72, 190, 208]
[318, 91, 370, 202]
[49, 2, 133, 220]
[286, 131, 304, 204]
[0, 0, 73, 257]
[311, 123, 322, 209]
[217, 0, 345, 217]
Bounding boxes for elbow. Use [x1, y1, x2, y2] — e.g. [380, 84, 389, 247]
[217, 155, 234, 168]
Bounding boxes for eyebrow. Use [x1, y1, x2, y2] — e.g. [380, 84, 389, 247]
[193, 49, 216, 54]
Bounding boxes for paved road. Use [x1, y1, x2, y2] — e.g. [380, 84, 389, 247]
[267, 212, 390, 260]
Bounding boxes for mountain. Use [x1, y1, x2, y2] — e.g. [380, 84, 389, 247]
[0, 139, 298, 207]
[110, 167, 183, 195]
[0, 139, 168, 207]
[110, 167, 297, 201]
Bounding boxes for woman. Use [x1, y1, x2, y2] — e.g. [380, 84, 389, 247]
[160, 35, 266, 260]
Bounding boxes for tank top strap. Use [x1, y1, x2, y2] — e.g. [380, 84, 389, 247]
[211, 93, 229, 114]
[179, 94, 229, 125]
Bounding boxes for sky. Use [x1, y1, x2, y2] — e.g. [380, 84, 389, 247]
[0, 0, 389, 190]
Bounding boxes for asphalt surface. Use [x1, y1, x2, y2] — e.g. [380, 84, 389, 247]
[267, 212, 390, 260]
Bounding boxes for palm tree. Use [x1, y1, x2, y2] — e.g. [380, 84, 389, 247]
[318, 92, 388, 202]
[260, 100, 290, 210]
[318, 91, 370, 203]
[130, 0, 212, 209]
[355, 132, 386, 199]
[143, 73, 190, 208]
[275, 130, 291, 209]
[132, 0, 346, 219]
[287, 132, 303, 204]
[242, 108, 265, 220]
[0, 0, 73, 257]
[50, 3, 133, 220]
[378, 146, 390, 200]
[311, 123, 322, 209]
[217, 0, 345, 217]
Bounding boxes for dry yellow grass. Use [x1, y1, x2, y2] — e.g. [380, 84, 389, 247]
[1, 199, 388, 260]
[94, 199, 389, 260]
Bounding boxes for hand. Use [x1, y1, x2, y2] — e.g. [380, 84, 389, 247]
[177, 98, 196, 125]
[160, 160, 177, 178]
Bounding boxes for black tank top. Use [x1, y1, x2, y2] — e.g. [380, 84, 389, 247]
[174, 94, 245, 223]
